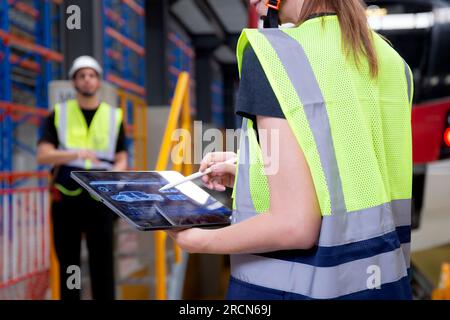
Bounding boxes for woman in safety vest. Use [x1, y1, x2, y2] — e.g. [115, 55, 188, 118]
[169, 0, 413, 300]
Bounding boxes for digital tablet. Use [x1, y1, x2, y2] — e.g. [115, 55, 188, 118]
[70, 171, 232, 231]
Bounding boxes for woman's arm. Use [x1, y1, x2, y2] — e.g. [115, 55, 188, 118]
[169, 116, 322, 254]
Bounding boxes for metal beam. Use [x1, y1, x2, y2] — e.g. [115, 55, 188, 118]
[195, 49, 213, 123]
[62, 0, 101, 77]
[192, 35, 222, 50]
[193, 0, 225, 40]
[145, 0, 170, 105]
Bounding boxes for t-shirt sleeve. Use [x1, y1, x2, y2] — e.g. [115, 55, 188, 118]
[115, 122, 127, 153]
[235, 46, 285, 120]
[37, 112, 59, 148]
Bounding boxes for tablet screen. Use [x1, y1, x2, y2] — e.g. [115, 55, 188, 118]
[71, 171, 232, 230]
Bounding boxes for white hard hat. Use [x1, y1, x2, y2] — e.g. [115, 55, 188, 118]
[69, 55, 103, 79]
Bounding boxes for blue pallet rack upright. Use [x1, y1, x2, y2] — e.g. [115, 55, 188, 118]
[0, 0, 12, 173]
[102, 0, 146, 163]
[102, 0, 146, 97]
[0, 0, 63, 174]
[167, 31, 195, 111]
[0, 1, 62, 298]
[211, 74, 224, 128]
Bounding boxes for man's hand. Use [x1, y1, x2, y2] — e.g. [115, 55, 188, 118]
[76, 150, 100, 164]
[37, 142, 98, 166]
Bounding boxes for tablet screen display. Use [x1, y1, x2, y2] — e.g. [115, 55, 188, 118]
[71, 171, 232, 230]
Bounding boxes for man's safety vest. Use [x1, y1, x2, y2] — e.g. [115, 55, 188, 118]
[53, 99, 122, 196]
[231, 16, 413, 299]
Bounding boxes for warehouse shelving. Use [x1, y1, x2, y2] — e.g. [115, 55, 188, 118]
[101, 1, 150, 299]
[0, 0, 63, 299]
[102, 0, 146, 174]
[168, 31, 195, 114]
[0, 0, 63, 173]
[211, 74, 224, 128]
[102, 0, 145, 98]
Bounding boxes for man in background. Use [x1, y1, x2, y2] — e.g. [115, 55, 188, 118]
[37, 56, 127, 300]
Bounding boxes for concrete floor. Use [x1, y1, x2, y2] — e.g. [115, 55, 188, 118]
[412, 244, 450, 288]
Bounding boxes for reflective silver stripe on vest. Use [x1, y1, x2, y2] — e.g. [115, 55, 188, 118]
[262, 29, 346, 215]
[232, 118, 257, 224]
[57, 102, 68, 146]
[231, 247, 407, 299]
[319, 199, 411, 247]
[107, 106, 118, 159]
[403, 59, 412, 104]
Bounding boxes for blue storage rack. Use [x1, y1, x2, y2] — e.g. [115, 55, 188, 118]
[168, 31, 196, 111]
[102, 0, 146, 168]
[211, 74, 224, 128]
[0, 0, 63, 173]
[102, 0, 146, 98]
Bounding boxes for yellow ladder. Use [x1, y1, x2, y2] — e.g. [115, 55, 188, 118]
[154, 72, 193, 300]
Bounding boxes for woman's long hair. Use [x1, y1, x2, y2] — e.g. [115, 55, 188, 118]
[299, 0, 379, 78]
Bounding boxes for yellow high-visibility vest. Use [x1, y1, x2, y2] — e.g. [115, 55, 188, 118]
[53, 99, 122, 196]
[230, 16, 413, 299]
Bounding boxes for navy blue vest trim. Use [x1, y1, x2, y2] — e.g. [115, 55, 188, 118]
[257, 230, 403, 267]
[226, 275, 412, 300]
